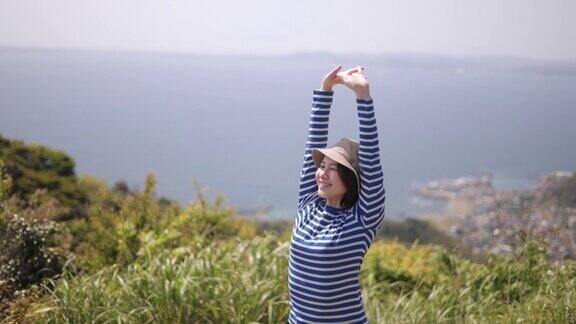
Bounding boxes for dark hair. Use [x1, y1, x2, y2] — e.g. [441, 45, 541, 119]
[337, 163, 359, 209]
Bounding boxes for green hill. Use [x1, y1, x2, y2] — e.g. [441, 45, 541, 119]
[0, 134, 87, 218]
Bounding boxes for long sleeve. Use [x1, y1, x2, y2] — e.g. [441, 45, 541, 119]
[297, 89, 333, 213]
[355, 98, 386, 231]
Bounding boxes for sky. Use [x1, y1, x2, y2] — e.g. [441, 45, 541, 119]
[1, 0, 575, 60]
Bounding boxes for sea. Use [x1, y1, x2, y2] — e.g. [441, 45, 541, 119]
[1, 48, 575, 219]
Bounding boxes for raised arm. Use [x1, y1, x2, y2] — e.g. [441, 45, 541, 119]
[297, 89, 332, 210]
[340, 66, 386, 231]
[297, 66, 342, 210]
[356, 98, 386, 231]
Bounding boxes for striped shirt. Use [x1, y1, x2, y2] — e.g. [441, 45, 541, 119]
[288, 89, 386, 323]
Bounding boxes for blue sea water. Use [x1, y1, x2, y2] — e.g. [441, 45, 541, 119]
[1, 49, 575, 219]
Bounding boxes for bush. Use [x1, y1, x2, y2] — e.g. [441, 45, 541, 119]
[67, 173, 258, 272]
[0, 214, 62, 301]
[0, 134, 88, 218]
[553, 171, 576, 208]
[0, 163, 67, 303]
[377, 218, 460, 250]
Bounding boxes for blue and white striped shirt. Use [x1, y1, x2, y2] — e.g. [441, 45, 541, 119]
[288, 89, 386, 323]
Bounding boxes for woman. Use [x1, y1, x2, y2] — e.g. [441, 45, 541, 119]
[288, 65, 386, 323]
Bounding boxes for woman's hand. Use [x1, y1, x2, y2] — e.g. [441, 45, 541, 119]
[339, 66, 371, 100]
[320, 65, 371, 100]
[320, 65, 343, 91]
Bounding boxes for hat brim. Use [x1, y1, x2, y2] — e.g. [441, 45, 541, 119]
[312, 148, 361, 193]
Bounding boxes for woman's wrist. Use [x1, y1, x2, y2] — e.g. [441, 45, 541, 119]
[355, 88, 371, 100]
[321, 81, 333, 91]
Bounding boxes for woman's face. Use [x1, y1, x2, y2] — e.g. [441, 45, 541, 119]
[316, 156, 348, 207]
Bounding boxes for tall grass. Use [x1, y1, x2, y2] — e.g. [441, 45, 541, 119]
[27, 237, 576, 323]
[362, 240, 576, 323]
[31, 234, 290, 323]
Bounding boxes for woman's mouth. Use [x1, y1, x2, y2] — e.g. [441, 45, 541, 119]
[319, 182, 332, 189]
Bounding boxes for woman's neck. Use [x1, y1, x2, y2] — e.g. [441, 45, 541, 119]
[325, 198, 342, 208]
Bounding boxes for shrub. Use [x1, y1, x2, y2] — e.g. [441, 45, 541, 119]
[0, 134, 88, 218]
[1, 162, 67, 302]
[0, 214, 62, 301]
[67, 173, 257, 272]
[553, 171, 576, 208]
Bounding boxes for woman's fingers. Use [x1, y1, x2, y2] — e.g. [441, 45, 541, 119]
[332, 75, 344, 84]
[337, 66, 365, 78]
[321, 65, 344, 90]
[343, 67, 360, 75]
[327, 65, 342, 77]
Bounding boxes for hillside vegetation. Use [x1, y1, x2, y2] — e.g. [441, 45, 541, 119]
[1, 135, 575, 323]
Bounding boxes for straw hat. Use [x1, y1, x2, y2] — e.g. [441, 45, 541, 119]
[312, 138, 361, 193]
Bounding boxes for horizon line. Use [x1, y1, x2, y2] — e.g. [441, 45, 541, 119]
[1, 45, 575, 64]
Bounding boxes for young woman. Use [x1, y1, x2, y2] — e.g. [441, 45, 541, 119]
[288, 65, 386, 323]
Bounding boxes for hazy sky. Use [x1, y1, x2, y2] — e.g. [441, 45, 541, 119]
[1, 0, 575, 60]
